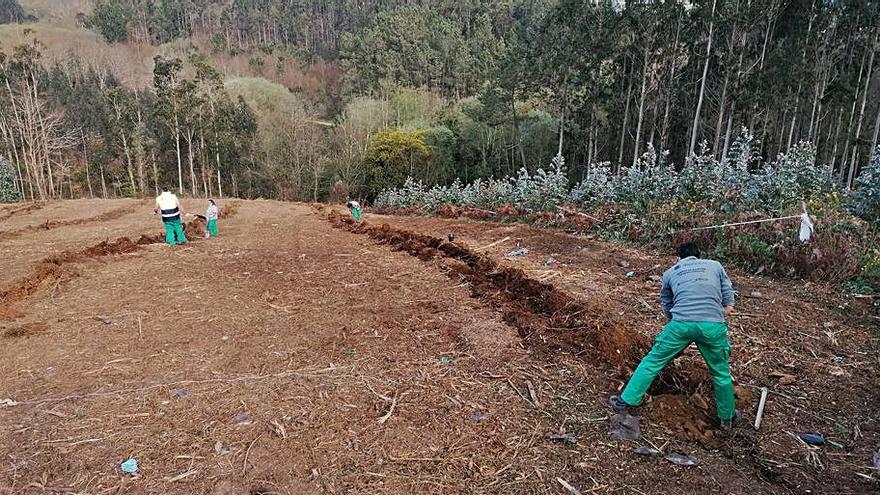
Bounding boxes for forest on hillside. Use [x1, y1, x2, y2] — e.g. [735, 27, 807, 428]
[0, 0, 878, 204]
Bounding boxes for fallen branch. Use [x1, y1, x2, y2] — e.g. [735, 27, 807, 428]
[506, 377, 533, 407]
[166, 470, 198, 482]
[526, 380, 540, 408]
[557, 477, 583, 495]
[556, 205, 599, 221]
[470, 207, 498, 216]
[378, 394, 398, 424]
[475, 236, 511, 252]
[241, 433, 264, 475]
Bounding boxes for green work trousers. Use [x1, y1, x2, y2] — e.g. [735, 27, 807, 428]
[351, 207, 362, 221]
[163, 219, 187, 246]
[207, 219, 218, 237]
[621, 320, 735, 420]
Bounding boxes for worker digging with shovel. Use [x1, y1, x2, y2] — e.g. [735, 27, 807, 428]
[610, 242, 737, 430]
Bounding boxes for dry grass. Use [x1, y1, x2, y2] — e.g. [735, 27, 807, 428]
[0, 19, 342, 99]
[19, 0, 92, 27]
[0, 23, 159, 87]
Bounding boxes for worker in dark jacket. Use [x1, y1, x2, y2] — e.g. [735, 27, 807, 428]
[610, 243, 737, 429]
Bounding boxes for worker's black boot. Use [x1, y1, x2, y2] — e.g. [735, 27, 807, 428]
[719, 410, 740, 431]
[608, 395, 631, 415]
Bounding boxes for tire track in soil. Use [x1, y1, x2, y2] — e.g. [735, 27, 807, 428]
[327, 210, 646, 368]
[0, 200, 240, 321]
[0, 203, 140, 242]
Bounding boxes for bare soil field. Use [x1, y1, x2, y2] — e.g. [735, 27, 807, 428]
[0, 200, 877, 495]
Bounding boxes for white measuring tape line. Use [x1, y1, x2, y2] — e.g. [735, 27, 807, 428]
[677, 214, 803, 233]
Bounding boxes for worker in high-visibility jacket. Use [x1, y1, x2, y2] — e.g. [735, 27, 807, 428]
[610, 243, 737, 429]
[154, 187, 188, 246]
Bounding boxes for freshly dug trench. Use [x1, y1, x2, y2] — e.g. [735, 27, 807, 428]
[0, 205, 137, 242]
[328, 211, 646, 368]
[328, 211, 728, 415]
[0, 202, 43, 220]
[0, 202, 239, 321]
[0, 235, 162, 320]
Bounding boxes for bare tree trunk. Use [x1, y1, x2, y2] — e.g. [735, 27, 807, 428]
[633, 45, 650, 166]
[847, 30, 877, 189]
[151, 150, 159, 197]
[121, 133, 137, 195]
[759, 1, 777, 70]
[660, 13, 682, 152]
[715, 10, 741, 158]
[841, 46, 868, 182]
[586, 110, 594, 169]
[1, 112, 26, 199]
[618, 58, 634, 172]
[722, 100, 736, 161]
[510, 96, 527, 170]
[186, 130, 197, 197]
[174, 112, 184, 194]
[80, 129, 93, 198]
[713, 72, 730, 157]
[786, 6, 814, 153]
[871, 100, 880, 155]
[557, 81, 567, 158]
[4, 76, 30, 199]
[689, 0, 717, 157]
[808, 65, 827, 141]
[135, 100, 146, 194]
[200, 128, 209, 197]
[786, 93, 800, 152]
[830, 108, 843, 173]
[100, 165, 107, 199]
[777, 108, 789, 157]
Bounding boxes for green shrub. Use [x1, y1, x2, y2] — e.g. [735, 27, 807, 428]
[851, 147, 880, 224]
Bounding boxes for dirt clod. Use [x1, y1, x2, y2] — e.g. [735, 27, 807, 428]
[2, 322, 48, 338]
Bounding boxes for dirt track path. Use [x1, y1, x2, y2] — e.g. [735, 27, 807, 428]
[1, 201, 868, 494]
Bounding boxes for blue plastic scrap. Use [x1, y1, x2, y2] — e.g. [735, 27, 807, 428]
[799, 433, 826, 446]
[120, 458, 138, 474]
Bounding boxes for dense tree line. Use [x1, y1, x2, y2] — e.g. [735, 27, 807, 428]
[85, 0, 542, 55]
[0, 1, 877, 203]
[340, 0, 880, 194]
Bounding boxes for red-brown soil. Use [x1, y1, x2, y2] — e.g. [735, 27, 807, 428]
[0, 201, 876, 495]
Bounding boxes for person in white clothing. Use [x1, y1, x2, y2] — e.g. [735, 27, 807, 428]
[205, 199, 219, 238]
[154, 187, 187, 246]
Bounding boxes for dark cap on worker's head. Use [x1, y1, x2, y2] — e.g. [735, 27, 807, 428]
[160, 185, 171, 192]
[678, 243, 700, 259]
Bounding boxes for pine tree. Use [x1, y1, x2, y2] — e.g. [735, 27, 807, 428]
[0, 156, 21, 203]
